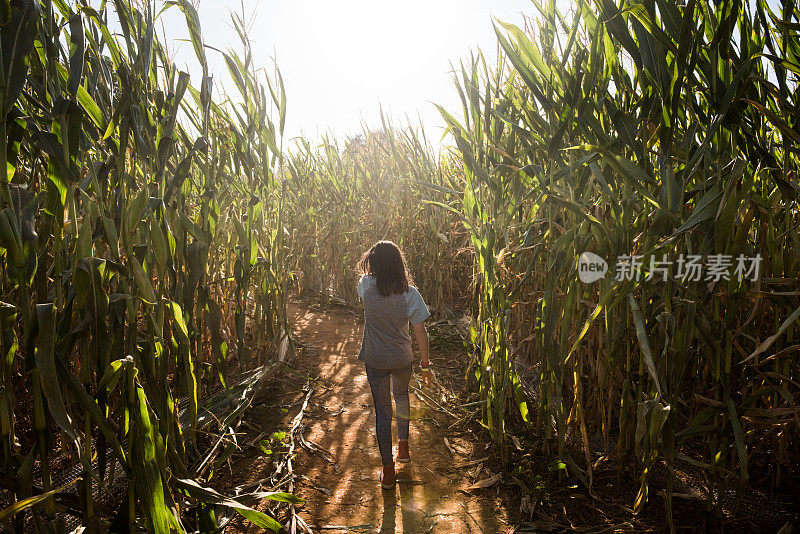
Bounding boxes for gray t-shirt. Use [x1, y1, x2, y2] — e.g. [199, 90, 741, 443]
[356, 275, 430, 369]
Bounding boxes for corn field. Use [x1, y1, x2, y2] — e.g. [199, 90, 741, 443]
[1, 0, 799, 531]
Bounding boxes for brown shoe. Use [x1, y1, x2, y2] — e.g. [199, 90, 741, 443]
[397, 439, 410, 463]
[380, 463, 396, 489]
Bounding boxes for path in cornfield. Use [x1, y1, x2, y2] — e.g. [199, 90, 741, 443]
[286, 302, 511, 533]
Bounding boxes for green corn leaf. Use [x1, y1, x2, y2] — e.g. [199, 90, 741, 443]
[132, 386, 173, 533]
[168, 0, 207, 74]
[169, 301, 197, 434]
[101, 216, 120, 259]
[98, 357, 132, 393]
[76, 211, 92, 260]
[671, 184, 723, 236]
[131, 255, 156, 305]
[0, 208, 23, 267]
[81, 6, 122, 67]
[0, 302, 17, 373]
[150, 216, 168, 269]
[67, 13, 85, 96]
[247, 491, 306, 505]
[1, 0, 37, 114]
[724, 391, 749, 483]
[125, 187, 148, 236]
[34, 304, 82, 447]
[496, 19, 556, 84]
[628, 294, 663, 397]
[75, 85, 105, 130]
[0, 479, 79, 523]
[175, 478, 285, 531]
[8, 181, 37, 246]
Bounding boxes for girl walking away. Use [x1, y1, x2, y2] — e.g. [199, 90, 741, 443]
[356, 241, 432, 489]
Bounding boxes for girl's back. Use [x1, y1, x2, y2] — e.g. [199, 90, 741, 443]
[357, 274, 428, 369]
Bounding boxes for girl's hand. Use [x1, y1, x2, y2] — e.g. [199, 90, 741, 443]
[420, 366, 433, 388]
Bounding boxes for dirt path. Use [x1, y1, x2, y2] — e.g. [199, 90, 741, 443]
[285, 302, 511, 533]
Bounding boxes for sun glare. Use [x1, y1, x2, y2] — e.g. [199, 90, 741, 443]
[160, 0, 531, 144]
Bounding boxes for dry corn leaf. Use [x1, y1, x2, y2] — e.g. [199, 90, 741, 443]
[467, 471, 500, 490]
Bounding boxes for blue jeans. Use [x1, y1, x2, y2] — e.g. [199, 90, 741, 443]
[365, 363, 412, 465]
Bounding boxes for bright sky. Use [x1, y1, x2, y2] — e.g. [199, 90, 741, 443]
[155, 0, 534, 148]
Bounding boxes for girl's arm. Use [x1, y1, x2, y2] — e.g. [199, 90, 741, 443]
[412, 322, 430, 365]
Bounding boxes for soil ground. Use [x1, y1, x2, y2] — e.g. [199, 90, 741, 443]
[219, 298, 513, 533]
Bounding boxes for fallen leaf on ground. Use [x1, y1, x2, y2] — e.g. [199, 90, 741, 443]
[467, 471, 501, 490]
[453, 456, 489, 468]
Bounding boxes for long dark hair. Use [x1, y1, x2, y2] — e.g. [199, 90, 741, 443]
[358, 241, 410, 297]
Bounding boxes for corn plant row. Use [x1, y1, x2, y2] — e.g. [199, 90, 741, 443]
[0, 0, 297, 531]
[437, 0, 800, 525]
[283, 120, 473, 316]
